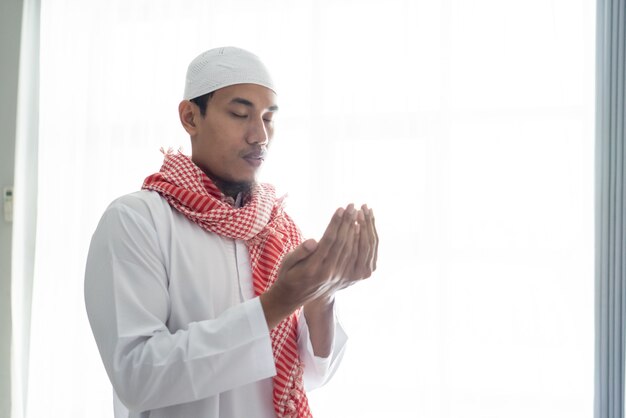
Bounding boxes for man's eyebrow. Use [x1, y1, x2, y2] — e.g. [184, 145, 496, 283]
[230, 97, 279, 112]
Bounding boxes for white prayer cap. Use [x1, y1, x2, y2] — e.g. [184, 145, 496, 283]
[183, 47, 275, 100]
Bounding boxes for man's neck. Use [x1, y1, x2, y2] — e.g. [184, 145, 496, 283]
[191, 157, 253, 199]
[212, 178, 253, 200]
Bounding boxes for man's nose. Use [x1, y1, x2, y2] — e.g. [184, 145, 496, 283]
[246, 117, 269, 145]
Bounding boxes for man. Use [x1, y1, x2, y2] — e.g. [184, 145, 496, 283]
[84, 46, 378, 418]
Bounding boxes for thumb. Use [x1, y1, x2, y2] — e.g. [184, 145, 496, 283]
[301, 238, 319, 252]
[281, 239, 318, 271]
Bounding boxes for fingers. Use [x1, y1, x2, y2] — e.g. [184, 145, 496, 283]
[311, 206, 348, 262]
[324, 204, 358, 269]
[366, 206, 378, 271]
[343, 204, 378, 279]
[357, 205, 378, 273]
[280, 239, 318, 271]
[336, 214, 359, 277]
[273, 204, 373, 309]
[338, 222, 360, 279]
[294, 203, 376, 286]
[352, 206, 373, 277]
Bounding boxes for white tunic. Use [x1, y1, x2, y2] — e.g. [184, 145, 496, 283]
[84, 190, 347, 418]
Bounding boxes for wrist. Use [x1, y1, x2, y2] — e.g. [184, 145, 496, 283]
[304, 294, 335, 314]
[260, 282, 302, 330]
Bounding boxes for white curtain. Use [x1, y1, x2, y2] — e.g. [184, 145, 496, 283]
[19, 1, 595, 417]
[10, 0, 40, 417]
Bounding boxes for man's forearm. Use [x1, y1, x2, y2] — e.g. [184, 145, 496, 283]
[303, 297, 335, 358]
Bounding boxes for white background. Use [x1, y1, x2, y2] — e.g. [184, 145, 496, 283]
[28, 1, 595, 417]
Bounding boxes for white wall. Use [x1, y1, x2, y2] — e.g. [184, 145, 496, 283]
[0, 0, 24, 417]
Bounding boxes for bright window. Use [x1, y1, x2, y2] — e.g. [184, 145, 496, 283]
[30, 1, 595, 417]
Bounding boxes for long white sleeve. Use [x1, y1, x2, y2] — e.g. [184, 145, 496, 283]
[298, 309, 348, 391]
[84, 195, 276, 412]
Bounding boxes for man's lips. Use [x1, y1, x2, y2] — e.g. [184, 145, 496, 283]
[242, 150, 266, 167]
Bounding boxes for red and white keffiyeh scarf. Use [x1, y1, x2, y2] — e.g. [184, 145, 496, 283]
[142, 151, 312, 418]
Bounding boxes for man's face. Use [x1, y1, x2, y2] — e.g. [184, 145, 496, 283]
[188, 83, 277, 186]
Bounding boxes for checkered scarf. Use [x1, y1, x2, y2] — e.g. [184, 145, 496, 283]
[142, 151, 312, 418]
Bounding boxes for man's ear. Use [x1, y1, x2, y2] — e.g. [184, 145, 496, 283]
[179, 100, 198, 135]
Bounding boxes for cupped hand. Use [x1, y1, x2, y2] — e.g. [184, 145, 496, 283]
[261, 203, 379, 328]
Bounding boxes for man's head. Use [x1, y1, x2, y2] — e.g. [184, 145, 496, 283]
[178, 47, 277, 197]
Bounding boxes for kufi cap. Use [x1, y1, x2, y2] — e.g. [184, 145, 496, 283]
[183, 46, 275, 100]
